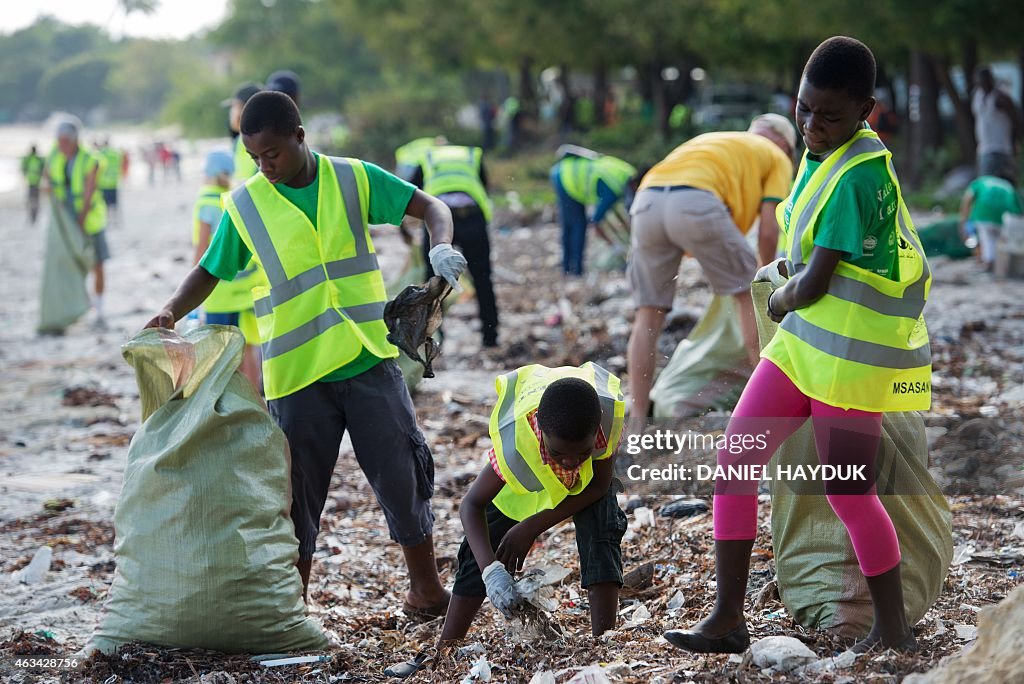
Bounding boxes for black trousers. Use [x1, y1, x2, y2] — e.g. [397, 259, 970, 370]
[422, 205, 499, 344]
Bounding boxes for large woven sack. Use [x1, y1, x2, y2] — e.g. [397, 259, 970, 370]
[38, 197, 93, 334]
[87, 326, 327, 654]
[650, 295, 751, 417]
[751, 281, 953, 637]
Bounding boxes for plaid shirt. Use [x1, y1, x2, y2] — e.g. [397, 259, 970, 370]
[487, 409, 608, 489]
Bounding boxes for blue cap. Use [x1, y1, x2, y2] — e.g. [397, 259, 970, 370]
[266, 70, 301, 99]
[204, 150, 235, 178]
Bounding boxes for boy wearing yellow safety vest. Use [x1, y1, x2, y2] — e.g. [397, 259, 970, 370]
[144, 91, 468, 617]
[192, 150, 264, 388]
[411, 144, 500, 347]
[665, 36, 930, 655]
[438, 363, 626, 642]
[97, 138, 124, 227]
[22, 144, 44, 224]
[549, 149, 636, 275]
[46, 118, 109, 327]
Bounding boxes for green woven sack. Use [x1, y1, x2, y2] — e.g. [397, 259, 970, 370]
[88, 326, 327, 654]
[752, 281, 952, 637]
[651, 295, 751, 417]
[37, 197, 93, 335]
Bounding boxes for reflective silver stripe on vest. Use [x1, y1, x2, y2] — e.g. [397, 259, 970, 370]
[826, 274, 925, 319]
[261, 301, 387, 359]
[589, 363, 618, 457]
[890, 161, 931, 303]
[231, 185, 288, 284]
[780, 313, 930, 369]
[790, 135, 888, 268]
[330, 157, 369, 257]
[252, 252, 381, 316]
[496, 371, 545, 492]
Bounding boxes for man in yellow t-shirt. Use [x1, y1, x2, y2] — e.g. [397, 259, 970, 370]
[627, 114, 795, 418]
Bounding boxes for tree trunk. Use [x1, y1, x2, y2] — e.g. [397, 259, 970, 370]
[593, 62, 609, 127]
[934, 53, 976, 166]
[517, 58, 536, 118]
[906, 50, 943, 187]
[557, 64, 575, 134]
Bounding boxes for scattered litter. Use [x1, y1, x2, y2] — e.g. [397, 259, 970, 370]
[565, 664, 613, 683]
[14, 546, 52, 584]
[461, 655, 492, 683]
[258, 654, 330, 667]
[969, 548, 1024, 566]
[528, 671, 556, 684]
[631, 506, 656, 528]
[457, 642, 487, 658]
[384, 276, 451, 378]
[659, 497, 709, 518]
[749, 636, 817, 673]
[954, 624, 978, 641]
[666, 590, 685, 611]
[952, 544, 975, 565]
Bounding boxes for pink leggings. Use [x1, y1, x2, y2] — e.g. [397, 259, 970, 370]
[713, 359, 900, 577]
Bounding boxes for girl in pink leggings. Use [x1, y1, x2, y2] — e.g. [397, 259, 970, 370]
[665, 36, 932, 655]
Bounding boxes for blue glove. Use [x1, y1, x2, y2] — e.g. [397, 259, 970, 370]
[428, 243, 467, 292]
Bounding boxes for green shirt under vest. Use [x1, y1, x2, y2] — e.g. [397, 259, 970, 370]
[786, 155, 899, 280]
[967, 175, 1022, 224]
[200, 152, 416, 382]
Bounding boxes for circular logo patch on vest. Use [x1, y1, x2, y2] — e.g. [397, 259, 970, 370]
[863, 235, 878, 251]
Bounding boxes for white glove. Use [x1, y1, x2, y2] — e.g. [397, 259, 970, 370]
[428, 243, 467, 293]
[753, 257, 789, 288]
[481, 560, 525, 619]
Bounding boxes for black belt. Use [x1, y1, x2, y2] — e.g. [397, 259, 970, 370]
[647, 184, 702, 192]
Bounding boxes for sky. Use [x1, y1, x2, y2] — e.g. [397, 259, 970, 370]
[1, 0, 230, 40]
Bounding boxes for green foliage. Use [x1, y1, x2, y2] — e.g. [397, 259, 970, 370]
[38, 53, 114, 112]
[160, 76, 234, 138]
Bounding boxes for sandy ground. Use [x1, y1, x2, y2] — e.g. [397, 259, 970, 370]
[0, 151, 1022, 683]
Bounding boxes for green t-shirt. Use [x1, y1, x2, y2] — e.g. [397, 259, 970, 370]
[200, 152, 416, 382]
[967, 175, 1022, 224]
[786, 155, 899, 280]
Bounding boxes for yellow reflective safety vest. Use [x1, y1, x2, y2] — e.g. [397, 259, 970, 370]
[233, 136, 259, 183]
[22, 154, 44, 186]
[394, 137, 436, 181]
[421, 145, 492, 221]
[47, 146, 107, 235]
[558, 155, 636, 206]
[763, 128, 932, 412]
[222, 155, 398, 400]
[192, 185, 267, 314]
[98, 147, 122, 190]
[490, 362, 625, 522]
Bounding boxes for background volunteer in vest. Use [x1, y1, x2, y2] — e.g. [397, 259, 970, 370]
[411, 143, 500, 348]
[96, 138, 124, 228]
[972, 65, 1022, 186]
[45, 118, 110, 327]
[665, 36, 930, 656]
[438, 364, 626, 642]
[549, 149, 637, 276]
[142, 91, 467, 619]
[21, 144, 44, 225]
[225, 81, 263, 182]
[959, 174, 1023, 271]
[626, 113, 796, 419]
[190, 149, 263, 388]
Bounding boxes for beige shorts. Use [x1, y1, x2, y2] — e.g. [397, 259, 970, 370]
[628, 187, 757, 308]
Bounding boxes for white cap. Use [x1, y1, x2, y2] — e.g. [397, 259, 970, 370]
[55, 116, 82, 139]
[749, 113, 797, 154]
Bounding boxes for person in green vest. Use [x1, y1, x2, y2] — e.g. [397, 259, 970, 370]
[411, 143, 500, 347]
[191, 149, 264, 388]
[665, 36, 928, 655]
[96, 138, 124, 228]
[438, 362, 626, 642]
[21, 144, 44, 224]
[959, 174, 1023, 271]
[143, 91, 467, 618]
[550, 148, 637, 275]
[45, 118, 109, 327]
[225, 82, 264, 183]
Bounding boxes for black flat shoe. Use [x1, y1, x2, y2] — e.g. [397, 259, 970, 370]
[664, 622, 750, 654]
